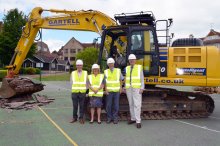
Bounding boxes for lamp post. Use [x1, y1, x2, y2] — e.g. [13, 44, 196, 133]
[39, 28, 42, 81]
[93, 37, 101, 49]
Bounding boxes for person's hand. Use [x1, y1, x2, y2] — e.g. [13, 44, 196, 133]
[120, 88, 123, 94]
[94, 89, 98, 94]
[105, 89, 109, 95]
[92, 89, 98, 94]
[139, 89, 144, 94]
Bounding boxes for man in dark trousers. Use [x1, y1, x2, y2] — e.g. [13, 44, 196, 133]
[70, 59, 88, 124]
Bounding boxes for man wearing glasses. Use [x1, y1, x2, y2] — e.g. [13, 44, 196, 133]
[70, 59, 88, 124]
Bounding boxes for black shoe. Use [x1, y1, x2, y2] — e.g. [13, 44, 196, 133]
[70, 118, 77, 123]
[106, 120, 112, 124]
[89, 121, 94, 124]
[98, 121, 102, 124]
[127, 120, 136, 125]
[113, 120, 118, 124]
[136, 123, 141, 129]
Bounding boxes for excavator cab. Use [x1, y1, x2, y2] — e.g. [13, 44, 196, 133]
[98, 11, 160, 76]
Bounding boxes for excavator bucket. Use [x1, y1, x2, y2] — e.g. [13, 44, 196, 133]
[0, 77, 44, 98]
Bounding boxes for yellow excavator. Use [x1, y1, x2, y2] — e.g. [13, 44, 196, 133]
[0, 7, 220, 120]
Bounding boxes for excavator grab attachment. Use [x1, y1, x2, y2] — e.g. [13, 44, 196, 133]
[0, 77, 44, 99]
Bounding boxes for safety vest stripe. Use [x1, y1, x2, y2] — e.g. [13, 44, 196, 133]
[104, 70, 108, 78]
[91, 85, 100, 88]
[107, 87, 120, 89]
[84, 71, 87, 83]
[72, 82, 86, 84]
[89, 92, 103, 94]
[126, 77, 140, 79]
[137, 65, 140, 78]
[72, 87, 87, 89]
[106, 81, 120, 83]
[131, 83, 141, 85]
[99, 74, 103, 85]
[89, 75, 92, 83]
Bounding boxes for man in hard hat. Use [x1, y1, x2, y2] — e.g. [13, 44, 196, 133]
[70, 59, 87, 124]
[125, 54, 144, 129]
[104, 58, 123, 124]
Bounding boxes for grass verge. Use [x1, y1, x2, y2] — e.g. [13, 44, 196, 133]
[33, 73, 70, 81]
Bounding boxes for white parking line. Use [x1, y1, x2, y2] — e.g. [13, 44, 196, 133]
[175, 120, 220, 133]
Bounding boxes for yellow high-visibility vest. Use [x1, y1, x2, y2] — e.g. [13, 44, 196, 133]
[88, 74, 104, 97]
[71, 70, 87, 93]
[125, 65, 142, 89]
[104, 68, 120, 92]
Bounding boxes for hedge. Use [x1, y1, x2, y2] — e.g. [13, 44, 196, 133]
[0, 70, 7, 81]
[20, 67, 41, 75]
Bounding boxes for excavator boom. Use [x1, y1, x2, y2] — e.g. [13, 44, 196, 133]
[0, 7, 117, 99]
[8, 7, 117, 74]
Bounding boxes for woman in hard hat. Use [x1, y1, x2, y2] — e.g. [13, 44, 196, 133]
[88, 64, 105, 124]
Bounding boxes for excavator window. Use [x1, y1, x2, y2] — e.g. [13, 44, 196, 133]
[99, 28, 128, 73]
[130, 30, 158, 76]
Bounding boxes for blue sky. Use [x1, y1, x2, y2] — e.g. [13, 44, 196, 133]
[0, 0, 220, 52]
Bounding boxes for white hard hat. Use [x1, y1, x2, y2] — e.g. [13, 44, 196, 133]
[107, 58, 115, 64]
[128, 54, 136, 60]
[76, 59, 83, 65]
[92, 64, 100, 69]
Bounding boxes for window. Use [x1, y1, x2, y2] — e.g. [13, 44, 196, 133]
[70, 57, 75, 61]
[44, 48, 47, 52]
[64, 57, 68, 61]
[77, 49, 81, 53]
[70, 49, 76, 53]
[36, 63, 43, 68]
[37, 46, 41, 51]
[65, 49, 68, 53]
[51, 63, 56, 68]
[131, 33, 142, 51]
[131, 30, 155, 52]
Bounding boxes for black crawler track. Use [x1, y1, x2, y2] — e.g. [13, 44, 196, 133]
[117, 87, 214, 120]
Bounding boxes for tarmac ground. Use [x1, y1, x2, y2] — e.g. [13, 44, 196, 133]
[0, 81, 220, 146]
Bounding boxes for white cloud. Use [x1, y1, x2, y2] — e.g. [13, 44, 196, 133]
[44, 39, 65, 52]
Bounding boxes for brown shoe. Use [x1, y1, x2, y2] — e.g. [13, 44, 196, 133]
[70, 118, 77, 123]
[136, 123, 141, 129]
[127, 120, 136, 125]
[79, 119, 85, 124]
[113, 120, 118, 124]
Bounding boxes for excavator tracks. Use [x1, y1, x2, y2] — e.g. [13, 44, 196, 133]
[117, 87, 214, 120]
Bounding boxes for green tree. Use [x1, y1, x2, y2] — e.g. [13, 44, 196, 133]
[76, 47, 99, 73]
[0, 8, 36, 66]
